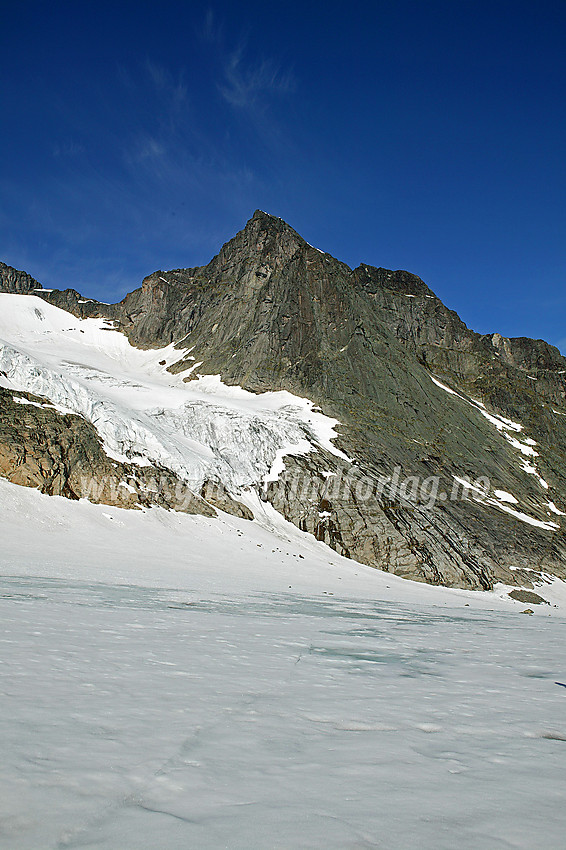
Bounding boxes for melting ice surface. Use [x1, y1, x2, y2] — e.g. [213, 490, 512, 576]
[1, 481, 566, 850]
[2, 576, 566, 850]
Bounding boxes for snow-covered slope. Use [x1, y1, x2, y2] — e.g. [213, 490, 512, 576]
[2, 475, 565, 610]
[0, 294, 348, 492]
[2, 478, 566, 850]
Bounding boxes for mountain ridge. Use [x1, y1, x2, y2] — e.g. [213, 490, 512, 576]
[1, 210, 565, 592]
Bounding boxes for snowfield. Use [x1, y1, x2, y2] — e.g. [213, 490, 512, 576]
[1, 481, 566, 849]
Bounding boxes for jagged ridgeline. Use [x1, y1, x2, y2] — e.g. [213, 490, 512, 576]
[1, 210, 566, 590]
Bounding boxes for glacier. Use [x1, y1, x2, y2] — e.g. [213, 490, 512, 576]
[0, 294, 349, 493]
[1, 481, 566, 850]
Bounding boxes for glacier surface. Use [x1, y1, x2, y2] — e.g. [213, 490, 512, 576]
[1, 480, 566, 849]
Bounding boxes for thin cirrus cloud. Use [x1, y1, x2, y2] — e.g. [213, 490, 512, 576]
[144, 59, 189, 113]
[52, 140, 86, 159]
[117, 35, 294, 212]
[127, 135, 167, 165]
[219, 44, 295, 110]
[200, 9, 295, 112]
[200, 8, 223, 45]
[118, 63, 261, 203]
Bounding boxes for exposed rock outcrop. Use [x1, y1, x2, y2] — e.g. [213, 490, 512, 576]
[0, 262, 43, 295]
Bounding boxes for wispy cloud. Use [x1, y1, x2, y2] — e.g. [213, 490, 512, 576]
[52, 140, 85, 158]
[127, 134, 166, 164]
[219, 43, 295, 109]
[144, 59, 188, 110]
[200, 8, 223, 45]
[191, 9, 299, 172]
[119, 60, 192, 174]
[197, 9, 295, 111]
[117, 49, 285, 200]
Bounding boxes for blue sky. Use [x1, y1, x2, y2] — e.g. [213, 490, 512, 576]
[1, 0, 565, 350]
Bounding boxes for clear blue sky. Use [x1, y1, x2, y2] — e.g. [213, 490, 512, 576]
[1, 1, 565, 350]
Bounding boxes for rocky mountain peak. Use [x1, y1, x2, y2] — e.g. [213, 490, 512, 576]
[0, 262, 43, 295]
[2, 213, 566, 593]
[248, 208, 304, 238]
[209, 210, 329, 282]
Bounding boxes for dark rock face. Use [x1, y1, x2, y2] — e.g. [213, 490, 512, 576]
[0, 262, 43, 294]
[508, 589, 548, 605]
[263, 453, 563, 590]
[200, 480, 254, 520]
[6, 210, 566, 589]
[37, 287, 123, 322]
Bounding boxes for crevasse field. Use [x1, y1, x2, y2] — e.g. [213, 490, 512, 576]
[2, 480, 566, 850]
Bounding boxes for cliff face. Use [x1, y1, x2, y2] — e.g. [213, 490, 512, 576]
[0, 261, 43, 295]
[4, 210, 566, 589]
